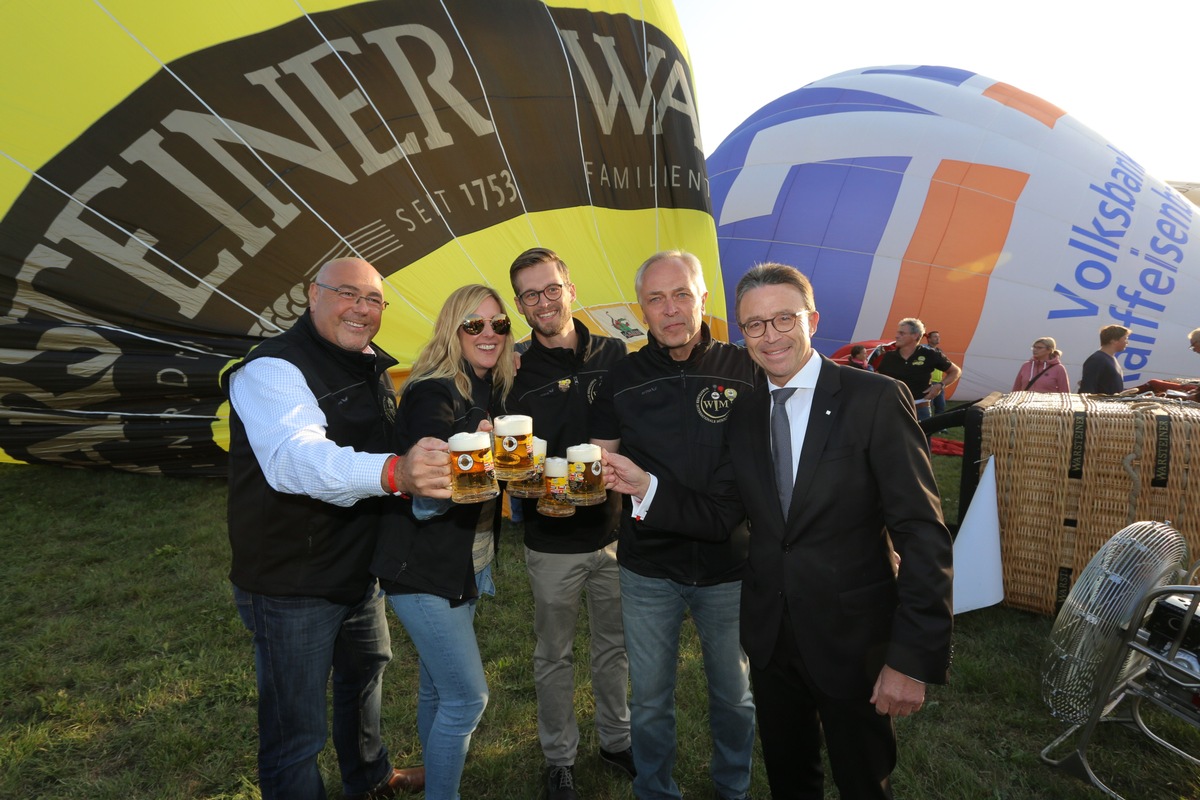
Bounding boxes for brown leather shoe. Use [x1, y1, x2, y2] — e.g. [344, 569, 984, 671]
[345, 766, 425, 799]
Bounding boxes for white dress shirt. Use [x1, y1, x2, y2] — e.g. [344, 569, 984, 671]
[631, 353, 822, 518]
[772, 352, 823, 488]
[229, 356, 393, 507]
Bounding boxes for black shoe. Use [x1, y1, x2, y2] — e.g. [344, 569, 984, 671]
[344, 767, 425, 800]
[546, 764, 579, 800]
[599, 746, 637, 779]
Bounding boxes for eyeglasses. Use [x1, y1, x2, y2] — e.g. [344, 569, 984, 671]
[314, 282, 388, 310]
[739, 310, 808, 339]
[1031, 344, 1048, 350]
[460, 314, 511, 336]
[516, 283, 564, 307]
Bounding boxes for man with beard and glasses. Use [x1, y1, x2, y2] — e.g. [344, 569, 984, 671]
[507, 248, 634, 799]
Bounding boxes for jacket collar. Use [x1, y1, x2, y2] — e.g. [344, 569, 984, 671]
[296, 309, 396, 375]
[644, 321, 712, 367]
[527, 317, 592, 362]
[759, 356, 843, 529]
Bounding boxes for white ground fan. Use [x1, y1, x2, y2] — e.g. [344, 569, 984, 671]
[1040, 520, 1200, 799]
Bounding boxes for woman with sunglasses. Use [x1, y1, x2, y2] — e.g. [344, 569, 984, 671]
[372, 284, 515, 800]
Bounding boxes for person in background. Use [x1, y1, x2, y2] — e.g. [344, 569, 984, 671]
[591, 250, 757, 800]
[1011, 337, 1071, 393]
[602, 262, 953, 800]
[1186, 328, 1200, 400]
[924, 330, 946, 414]
[1078, 324, 1129, 394]
[371, 284, 516, 800]
[846, 344, 871, 370]
[506, 247, 634, 800]
[876, 318, 961, 421]
[226, 257, 443, 800]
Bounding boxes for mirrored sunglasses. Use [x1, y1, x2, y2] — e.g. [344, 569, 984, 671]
[460, 314, 511, 336]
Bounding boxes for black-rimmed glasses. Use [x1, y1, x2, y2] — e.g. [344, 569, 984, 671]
[460, 314, 511, 336]
[740, 311, 808, 339]
[516, 283, 564, 307]
[314, 282, 388, 310]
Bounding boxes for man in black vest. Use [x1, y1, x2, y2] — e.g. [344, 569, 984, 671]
[506, 248, 633, 799]
[226, 257, 448, 800]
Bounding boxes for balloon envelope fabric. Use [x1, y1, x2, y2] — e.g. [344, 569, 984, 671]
[708, 65, 1198, 401]
[0, 0, 714, 474]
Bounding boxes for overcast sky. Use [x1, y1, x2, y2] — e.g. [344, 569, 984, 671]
[675, 0, 1200, 182]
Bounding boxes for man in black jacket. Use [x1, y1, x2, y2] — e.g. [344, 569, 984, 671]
[603, 263, 953, 799]
[226, 257, 447, 800]
[507, 248, 633, 799]
[591, 251, 757, 800]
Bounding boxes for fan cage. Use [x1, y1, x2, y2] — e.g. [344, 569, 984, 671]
[1042, 521, 1188, 724]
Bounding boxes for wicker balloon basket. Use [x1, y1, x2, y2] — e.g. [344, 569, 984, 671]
[980, 392, 1200, 615]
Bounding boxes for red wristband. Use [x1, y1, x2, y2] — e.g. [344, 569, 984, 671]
[386, 455, 400, 494]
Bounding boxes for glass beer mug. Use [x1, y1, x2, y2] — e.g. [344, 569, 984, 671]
[507, 436, 547, 499]
[492, 414, 535, 481]
[448, 431, 500, 503]
[536, 456, 575, 517]
[566, 443, 606, 506]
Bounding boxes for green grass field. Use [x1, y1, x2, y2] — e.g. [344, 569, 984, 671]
[2, 444, 1199, 799]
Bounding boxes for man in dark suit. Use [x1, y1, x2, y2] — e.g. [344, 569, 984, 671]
[603, 263, 953, 799]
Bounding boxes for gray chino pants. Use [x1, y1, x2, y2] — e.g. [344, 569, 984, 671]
[525, 543, 632, 766]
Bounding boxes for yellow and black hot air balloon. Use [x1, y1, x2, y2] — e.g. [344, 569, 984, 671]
[0, 0, 723, 475]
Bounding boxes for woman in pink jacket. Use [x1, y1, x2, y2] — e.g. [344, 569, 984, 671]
[1012, 336, 1071, 393]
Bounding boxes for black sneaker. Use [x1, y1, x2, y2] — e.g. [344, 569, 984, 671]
[546, 764, 579, 800]
[599, 746, 637, 779]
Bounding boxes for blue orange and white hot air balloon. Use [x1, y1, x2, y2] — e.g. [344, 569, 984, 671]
[708, 65, 1198, 400]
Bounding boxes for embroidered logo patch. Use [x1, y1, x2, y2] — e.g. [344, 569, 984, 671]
[695, 384, 738, 423]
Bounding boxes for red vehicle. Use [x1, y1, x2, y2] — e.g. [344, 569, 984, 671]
[829, 339, 894, 370]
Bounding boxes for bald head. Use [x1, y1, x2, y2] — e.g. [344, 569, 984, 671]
[308, 258, 386, 351]
[315, 258, 382, 287]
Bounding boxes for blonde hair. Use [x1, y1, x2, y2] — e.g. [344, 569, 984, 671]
[404, 284, 515, 404]
[1033, 336, 1062, 359]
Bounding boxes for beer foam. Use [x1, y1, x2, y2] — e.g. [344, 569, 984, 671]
[493, 414, 533, 435]
[448, 431, 490, 451]
[566, 443, 601, 463]
[543, 457, 569, 477]
[531, 436, 547, 457]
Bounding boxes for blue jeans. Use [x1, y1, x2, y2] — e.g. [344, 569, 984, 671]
[619, 567, 755, 800]
[233, 581, 392, 800]
[387, 566, 492, 800]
